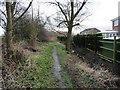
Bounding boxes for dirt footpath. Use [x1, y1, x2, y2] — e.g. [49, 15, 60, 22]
[52, 47, 66, 88]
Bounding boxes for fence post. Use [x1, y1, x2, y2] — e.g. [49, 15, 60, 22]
[85, 35, 86, 48]
[113, 36, 116, 63]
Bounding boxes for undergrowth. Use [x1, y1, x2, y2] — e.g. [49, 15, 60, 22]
[15, 43, 56, 88]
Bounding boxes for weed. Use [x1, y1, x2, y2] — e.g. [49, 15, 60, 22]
[16, 43, 56, 88]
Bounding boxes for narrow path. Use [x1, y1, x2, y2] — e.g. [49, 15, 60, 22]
[52, 47, 66, 88]
[0, 37, 2, 89]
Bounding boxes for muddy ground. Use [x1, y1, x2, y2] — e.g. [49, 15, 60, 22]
[62, 45, 120, 88]
[52, 47, 66, 88]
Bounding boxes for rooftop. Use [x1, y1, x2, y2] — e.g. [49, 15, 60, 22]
[111, 16, 120, 21]
[98, 30, 119, 33]
[83, 28, 100, 32]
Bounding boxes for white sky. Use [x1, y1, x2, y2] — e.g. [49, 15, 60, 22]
[36, 0, 120, 34]
[0, 0, 120, 35]
[84, 0, 119, 31]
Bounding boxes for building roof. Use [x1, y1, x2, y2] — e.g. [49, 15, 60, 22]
[82, 28, 100, 32]
[111, 16, 120, 21]
[98, 30, 119, 34]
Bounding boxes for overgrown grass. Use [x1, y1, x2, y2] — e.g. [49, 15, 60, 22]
[78, 69, 98, 87]
[16, 43, 56, 88]
[15, 42, 73, 88]
[55, 42, 73, 88]
[55, 42, 100, 88]
[34, 43, 56, 88]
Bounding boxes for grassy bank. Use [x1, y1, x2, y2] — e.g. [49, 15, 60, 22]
[4, 41, 113, 88]
[15, 42, 73, 88]
[15, 43, 56, 88]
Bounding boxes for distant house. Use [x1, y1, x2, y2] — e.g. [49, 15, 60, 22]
[98, 16, 120, 40]
[80, 28, 100, 35]
[98, 30, 120, 40]
[111, 16, 120, 32]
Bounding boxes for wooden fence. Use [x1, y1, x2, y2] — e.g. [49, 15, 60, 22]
[73, 34, 120, 64]
[97, 36, 120, 63]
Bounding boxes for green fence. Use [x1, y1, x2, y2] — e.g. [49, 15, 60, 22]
[73, 34, 120, 64]
[98, 36, 120, 63]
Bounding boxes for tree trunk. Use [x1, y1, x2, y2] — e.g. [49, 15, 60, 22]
[66, 27, 72, 51]
[31, 5, 36, 49]
[6, 2, 13, 58]
[30, 31, 36, 48]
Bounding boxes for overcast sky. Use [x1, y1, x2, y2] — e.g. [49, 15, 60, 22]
[37, 0, 120, 34]
[0, 0, 120, 35]
[85, 0, 119, 31]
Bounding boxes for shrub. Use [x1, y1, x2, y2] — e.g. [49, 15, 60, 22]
[73, 34, 85, 47]
[57, 36, 67, 42]
[73, 33, 102, 53]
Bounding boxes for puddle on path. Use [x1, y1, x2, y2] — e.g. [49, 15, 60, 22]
[52, 47, 66, 88]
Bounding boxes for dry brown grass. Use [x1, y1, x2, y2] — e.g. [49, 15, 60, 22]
[73, 54, 120, 88]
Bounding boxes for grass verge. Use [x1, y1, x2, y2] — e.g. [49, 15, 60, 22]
[15, 43, 56, 88]
[55, 42, 73, 88]
[15, 42, 73, 88]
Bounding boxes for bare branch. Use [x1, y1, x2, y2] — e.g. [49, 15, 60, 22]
[56, 1, 69, 23]
[14, 0, 33, 22]
[13, 2, 22, 16]
[13, 7, 23, 16]
[73, 0, 87, 20]
[0, 17, 7, 26]
[0, 9, 7, 19]
[11, 1, 16, 15]
[70, 1, 74, 21]
[72, 23, 79, 27]
[0, 24, 6, 29]
[79, 14, 92, 23]
[47, 1, 58, 6]
[57, 21, 67, 27]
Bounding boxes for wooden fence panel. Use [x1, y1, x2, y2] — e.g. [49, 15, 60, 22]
[116, 40, 120, 63]
[98, 36, 120, 63]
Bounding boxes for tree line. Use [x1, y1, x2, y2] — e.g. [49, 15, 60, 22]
[0, 0, 90, 60]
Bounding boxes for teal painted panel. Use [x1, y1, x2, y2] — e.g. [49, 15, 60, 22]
[116, 41, 120, 61]
[98, 39, 120, 62]
[101, 49, 113, 60]
[102, 40, 114, 49]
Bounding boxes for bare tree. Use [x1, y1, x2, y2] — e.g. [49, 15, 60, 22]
[29, 3, 36, 48]
[49, 0, 90, 51]
[0, 0, 33, 59]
